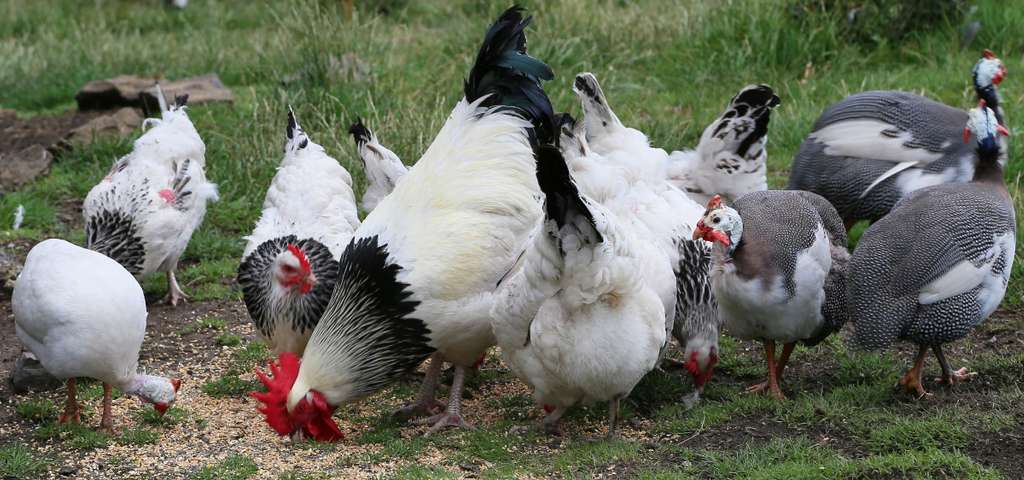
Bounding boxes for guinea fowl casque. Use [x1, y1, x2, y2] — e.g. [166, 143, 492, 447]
[693, 191, 849, 400]
[13, 239, 181, 432]
[348, 119, 408, 213]
[571, 72, 720, 397]
[666, 84, 781, 204]
[251, 6, 554, 440]
[788, 50, 1008, 228]
[492, 125, 667, 437]
[82, 88, 219, 306]
[848, 102, 1013, 397]
[237, 109, 360, 355]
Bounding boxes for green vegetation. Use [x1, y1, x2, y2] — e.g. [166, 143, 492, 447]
[215, 333, 243, 347]
[179, 316, 227, 335]
[14, 399, 57, 423]
[201, 341, 269, 397]
[192, 455, 259, 480]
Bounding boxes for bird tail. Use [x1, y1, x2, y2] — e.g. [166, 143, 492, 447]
[348, 118, 375, 147]
[573, 72, 623, 136]
[464, 6, 556, 146]
[284, 107, 312, 153]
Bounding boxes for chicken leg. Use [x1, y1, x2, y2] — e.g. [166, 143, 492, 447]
[59, 379, 80, 424]
[166, 271, 189, 306]
[745, 340, 787, 400]
[393, 352, 445, 419]
[99, 383, 114, 433]
[898, 345, 929, 397]
[932, 345, 977, 386]
[416, 365, 474, 436]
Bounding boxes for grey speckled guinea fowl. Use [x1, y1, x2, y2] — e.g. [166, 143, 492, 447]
[693, 190, 849, 400]
[848, 102, 1014, 398]
[788, 50, 1009, 227]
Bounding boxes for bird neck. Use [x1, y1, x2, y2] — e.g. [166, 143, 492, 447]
[972, 142, 1007, 193]
[975, 85, 1005, 125]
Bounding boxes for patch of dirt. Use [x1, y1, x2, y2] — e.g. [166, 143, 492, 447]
[968, 429, 1024, 477]
[0, 109, 103, 156]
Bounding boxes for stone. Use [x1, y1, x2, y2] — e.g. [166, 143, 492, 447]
[10, 352, 62, 394]
[0, 144, 52, 192]
[75, 74, 234, 111]
[60, 107, 142, 148]
[137, 74, 234, 112]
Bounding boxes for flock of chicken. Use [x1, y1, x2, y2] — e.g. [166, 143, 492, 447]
[11, 7, 1014, 442]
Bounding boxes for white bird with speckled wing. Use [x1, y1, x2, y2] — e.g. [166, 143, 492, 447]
[82, 87, 218, 306]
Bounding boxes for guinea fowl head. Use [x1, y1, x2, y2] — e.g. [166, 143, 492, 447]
[134, 375, 182, 416]
[693, 194, 742, 253]
[252, 352, 344, 442]
[974, 49, 1007, 89]
[964, 100, 1009, 150]
[275, 244, 316, 294]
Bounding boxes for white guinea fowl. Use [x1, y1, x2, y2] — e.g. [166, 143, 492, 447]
[492, 144, 666, 437]
[666, 84, 780, 204]
[348, 119, 408, 214]
[13, 239, 181, 432]
[82, 87, 218, 306]
[238, 109, 360, 356]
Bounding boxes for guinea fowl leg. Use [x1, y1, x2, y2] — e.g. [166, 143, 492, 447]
[58, 379, 80, 424]
[393, 353, 445, 419]
[416, 365, 474, 436]
[166, 271, 189, 306]
[99, 383, 114, 433]
[898, 345, 930, 397]
[932, 345, 977, 386]
[745, 341, 787, 400]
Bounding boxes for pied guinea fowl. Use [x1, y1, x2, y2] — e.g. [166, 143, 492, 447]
[666, 84, 781, 204]
[694, 191, 849, 400]
[82, 87, 218, 306]
[348, 119, 408, 214]
[238, 109, 360, 355]
[848, 102, 1013, 397]
[572, 72, 721, 399]
[252, 6, 554, 440]
[492, 120, 667, 437]
[13, 240, 181, 432]
[789, 50, 1008, 228]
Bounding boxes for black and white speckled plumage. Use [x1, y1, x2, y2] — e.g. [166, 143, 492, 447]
[84, 180, 151, 275]
[848, 183, 1015, 350]
[672, 239, 719, 350]
[237, 236, 339, 341]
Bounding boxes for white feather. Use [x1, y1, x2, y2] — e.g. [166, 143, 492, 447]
[918, 232, 1015, 313]
[810, 119, 944, 165]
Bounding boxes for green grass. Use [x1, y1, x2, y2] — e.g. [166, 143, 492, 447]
[192, 455, 259, 480]
[2, 0, 1023, 478]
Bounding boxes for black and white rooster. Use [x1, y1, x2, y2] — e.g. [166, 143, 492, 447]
[252, 6, 554, 441]
[237, 109, 360, 355]
[82, 87, 218, 306]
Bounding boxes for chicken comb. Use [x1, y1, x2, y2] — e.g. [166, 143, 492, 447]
[983, 49, 996, 59]
[705, 194, 723, 211]
[251, 352, 302, 437]
[286, 244, 312, 275]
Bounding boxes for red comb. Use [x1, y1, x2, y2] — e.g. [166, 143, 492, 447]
[706, 194, 722, 211]
[286, 244, 311, 275]
[252, 352, 302, 437]
[983, 49, 996, 59]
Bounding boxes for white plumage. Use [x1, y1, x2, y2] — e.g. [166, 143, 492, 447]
[348, 120, 408, 214]
[13, 239, 180, 430]
[82, 89, 218, 306]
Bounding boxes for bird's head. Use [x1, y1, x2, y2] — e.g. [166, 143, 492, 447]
[252, 352, 344, 442]
[974, 49, 1007, 90]
[964, 100, 1009, 152]
[683, 344, 719, 389]
[692, 195, 742, 253]
[276, 244, 316, 295]
[135, 376, 182, 416]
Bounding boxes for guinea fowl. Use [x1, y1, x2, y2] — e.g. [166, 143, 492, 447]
[238, 109, 360, 355]
[251, 6, 553, 440]
[848, 102, 1013, 397]
[492, 144, 666, 437]
[13, 239, 181, 432]
[693, 191, 849, 400]
[82, 88, 218, 306]
[788, 50, 1008, 228]
[348, 120, 408, 213]
[666, 84, 781, 204]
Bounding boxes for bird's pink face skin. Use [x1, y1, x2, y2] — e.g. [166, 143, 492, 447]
[277, 244, 316, 294]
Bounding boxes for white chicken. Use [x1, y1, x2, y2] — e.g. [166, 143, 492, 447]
[348, 119, 408, 213]
[237, 109, 360, 355]
[492, 144, 666, 437]
[82, 87, 218, 306]
[13, 239, 181, 432]
[666, 84, 780, 204]
[252, 6, 553, 440]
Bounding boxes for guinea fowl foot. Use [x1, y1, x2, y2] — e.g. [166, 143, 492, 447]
[416, 412, 475, 436]
[392, 399, 445, 419]
[898, 346, 931, 398]
[58, 409, 81, 424]
[744, 381, 787, 400]
[936, 367, 977, 385]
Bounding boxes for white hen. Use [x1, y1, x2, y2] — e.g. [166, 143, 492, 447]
[238, 109, 360, 355]
[82, 88, 218, 306]
[493, 145, 666, 437]
[13, 239, 181, 432]
[348, 119, 408, 214]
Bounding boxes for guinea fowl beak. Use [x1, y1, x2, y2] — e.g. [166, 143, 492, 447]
[998, 125, 1010, 137]
[692, 221, 707, 241]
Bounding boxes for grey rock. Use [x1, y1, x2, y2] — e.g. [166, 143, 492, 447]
[0, 144, 52, 192]
[59, 107, 142, 148]
[10, 352, 62, 394]
[138, 74, 234, 112]
[75, 74, 233, 111]
[0, 247, 20, 297]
